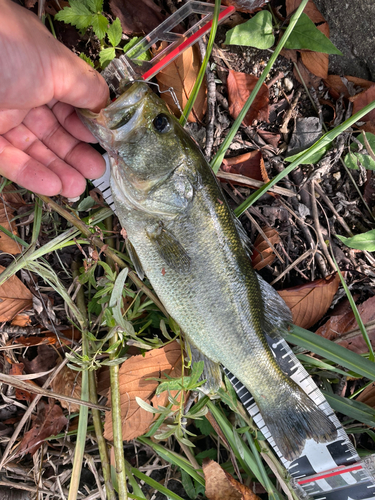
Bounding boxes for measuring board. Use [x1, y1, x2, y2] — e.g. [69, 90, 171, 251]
[85, 2, 375, 498]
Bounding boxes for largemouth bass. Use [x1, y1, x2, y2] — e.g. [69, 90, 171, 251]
[79, 82, 337, 461]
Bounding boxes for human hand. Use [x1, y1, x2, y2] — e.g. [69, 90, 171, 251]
[0, 0, 109, 197]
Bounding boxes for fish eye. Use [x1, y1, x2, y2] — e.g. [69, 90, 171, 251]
[152, 113, 170, 133]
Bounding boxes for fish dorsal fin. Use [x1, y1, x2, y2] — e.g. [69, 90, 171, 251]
[256, 273, 292, 340]
[233, 216, 253, 258]
[146, 223, 191, 274]
[126, 239, 145, 281]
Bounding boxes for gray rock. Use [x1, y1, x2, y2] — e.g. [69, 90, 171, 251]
[314, 0, 375, 80]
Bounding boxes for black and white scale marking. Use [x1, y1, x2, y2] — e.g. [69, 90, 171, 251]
[92, 156, 375, 500]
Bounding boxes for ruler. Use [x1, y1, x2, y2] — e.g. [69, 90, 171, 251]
[87, 3, 375, 498]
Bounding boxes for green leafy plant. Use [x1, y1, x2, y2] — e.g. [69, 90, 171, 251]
[344, 132, 375, 170]
[55, 0, 123, 68]
[336, 229, 375, 251]
[224, 10, 342, 55]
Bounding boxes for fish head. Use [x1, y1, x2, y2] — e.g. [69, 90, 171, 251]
[78, 82, 190, 199]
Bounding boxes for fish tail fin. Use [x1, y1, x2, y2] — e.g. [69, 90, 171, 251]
[261, 385, 337, 462]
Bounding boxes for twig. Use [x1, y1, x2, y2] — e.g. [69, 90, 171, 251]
[217, 171, 295, 197]
[313, 183, 353, 236]
[279, 88, 302, 138]
[270, 249, 313, 286]
[310, 181, 336, 273]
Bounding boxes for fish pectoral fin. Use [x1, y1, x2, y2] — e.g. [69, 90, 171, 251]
[188, 343, 222, 395]
[147, 224, 191, 274]
[126, 239, 145, 280]
[257, 274, 292, 339]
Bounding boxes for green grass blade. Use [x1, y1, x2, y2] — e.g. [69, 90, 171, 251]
[210, 0, 309, 173]
[31, 197, 43, 244]
[332, 254, 374, 362]
[137, 436, 205, 485]
[286, 325, 375, 381]
[296, 354, 360, 378]
[179, 0, 221, 126]
[234, 99, 375, 216]
[130, 467, 186, 500]
[323, 392, 375, 427]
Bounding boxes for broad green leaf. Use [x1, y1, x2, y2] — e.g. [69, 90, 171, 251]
[224, 11, 275, 50]
[337, 229, 375, 251]
[77, 195, 95, 211]
[284, 13, 343, 54]
[107, 18, 123, 47]
[323, 393, 375, 427]
[180, 469, 196, 500]
[79, 53, 94, 68]
[99, 46, 116, 68]
[55, 2, 94, 31]
[286, 325, 375, 381]
[92, 14, 108, 40]
[344, 132, 375, 170]
[86, 0, 103, 13]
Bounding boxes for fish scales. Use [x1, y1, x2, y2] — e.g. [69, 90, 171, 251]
[79, 82, 337, 461]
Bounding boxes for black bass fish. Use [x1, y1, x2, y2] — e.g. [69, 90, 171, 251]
[79, 82, 337, 461]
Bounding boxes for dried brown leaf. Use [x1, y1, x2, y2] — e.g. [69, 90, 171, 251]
[324, 75, 374, 100]
[154, 44, 206, 123]
[316, 296, 375, 354]
[227, 70, 269, 126]
[51, 363, 82, 413]
[222, 0, 269, 14]
[10, 314, 31, 327]
[251, 227, 280, 271]
[286, 0, 326, 23]
[104, 342, 182, 441]
[221, 150, 265, 180]
[0, 205, 20, 255]
[356, 382, 375, 407]
[300, 23, 329, 79]
[9, 362, 34, 402]
[0, 265, 32, 322]
[15, 401, 67, 456]
[278, 273, 340, 329]
[203, 459, 260, 500]
[109, 0, 166, 35]
[350, 85, 375, 135]
[293, 59, 321, 89]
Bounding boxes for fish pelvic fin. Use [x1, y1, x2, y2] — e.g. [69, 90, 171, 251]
[262, 385, 337, 462]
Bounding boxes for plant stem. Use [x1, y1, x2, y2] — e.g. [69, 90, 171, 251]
[72, 261, 116, 500]
[68, 263, 90, 500]
[109, 331, 128, 499]
[210, 0, 309, 173]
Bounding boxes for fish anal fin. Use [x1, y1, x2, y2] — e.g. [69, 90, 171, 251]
[257, 273, 292, 340]
[146, 223, 191, 274]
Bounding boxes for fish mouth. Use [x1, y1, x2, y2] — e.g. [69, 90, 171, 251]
[77, 82, 151, 149]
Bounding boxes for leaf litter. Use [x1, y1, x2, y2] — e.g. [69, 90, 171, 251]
[1, 0, 375, 498]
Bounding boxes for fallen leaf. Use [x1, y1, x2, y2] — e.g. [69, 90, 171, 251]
[223, 0, 269, 14]
[251, 227, 280, 270]
[350, 85, 375, 135]
[286, 0, 326, 23]
[293, 59, 321, 89]
[300, 23, 329, 79]
[257, 130, 281, 149]
[9, 336, 57, 347]
[0, 204, 20, 255]
[10, 313, 31, 327]
[22, 345, 58, 383]
[51, 363, 82, 413]
[278, 273, 340, 329]
[316, 296, 375, 355]
[109, 0, 166, 35]
[227, 70, 269, 126]
[0, 265, 32, 322]
[15, 401, 67, 456]
[356, 382, 375, 407]
[9, 362, 33, 402]
[203, 459, 260, 500]
[221, 150, 267, 181]
[324, 75, 374, 100]
[104, 342, 182, 441]
[154, 44, 206, 122]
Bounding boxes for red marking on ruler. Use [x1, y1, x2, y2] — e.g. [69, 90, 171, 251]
[298, 465, 363, 485]
[141, 6, 235, 81]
